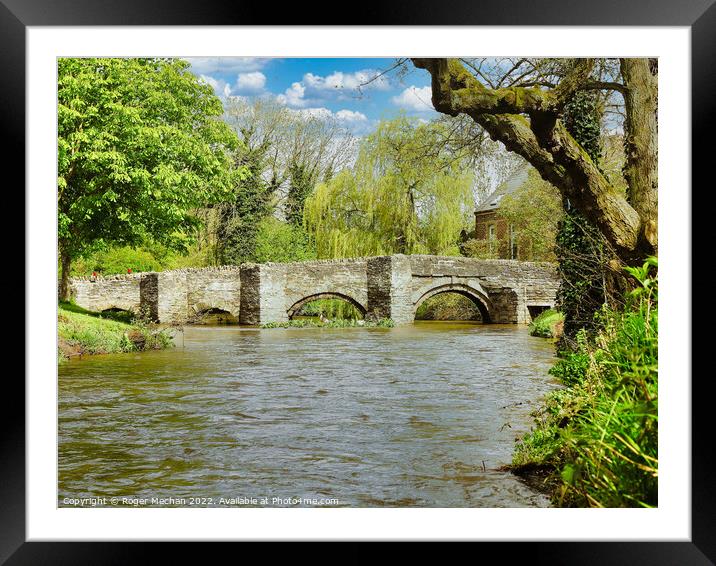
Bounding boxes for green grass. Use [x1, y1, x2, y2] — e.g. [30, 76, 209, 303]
[261, 318, 394, 329]
[513, 258, 658, 508]
[58, 300, 135, 323]
[58, 302, 174, 360]
[528, 308, 564, 338]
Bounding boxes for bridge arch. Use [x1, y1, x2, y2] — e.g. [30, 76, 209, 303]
[287, 292, 367, 320]
[191, 305, 238, 324]
[413, 283, 493, 323]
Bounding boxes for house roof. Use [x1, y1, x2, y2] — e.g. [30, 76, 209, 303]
[475, 165, 530, 213]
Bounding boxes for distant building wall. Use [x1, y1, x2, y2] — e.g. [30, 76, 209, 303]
[474, 210, 512, 259]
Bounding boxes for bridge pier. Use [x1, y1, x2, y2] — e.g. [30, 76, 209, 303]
[238, 264, 290, 325]
[366, 255, 413, 324]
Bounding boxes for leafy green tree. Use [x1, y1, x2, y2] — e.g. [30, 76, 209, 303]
[304, 116, 474, 258]
[215, 129, 278, 264]
[57, 57, 244, 300]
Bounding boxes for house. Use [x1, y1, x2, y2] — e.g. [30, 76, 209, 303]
[473, 165, 529, 260]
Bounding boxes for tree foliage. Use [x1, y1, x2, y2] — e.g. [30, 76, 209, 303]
[253, 217, 316, 263]
[304, 115, 474, 258]
[57, 57, 244, 297]
[214, 128, 278, 265]
[224, 98, 356, 219]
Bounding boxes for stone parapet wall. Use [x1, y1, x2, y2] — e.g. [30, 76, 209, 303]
[70, 276, 143, 314]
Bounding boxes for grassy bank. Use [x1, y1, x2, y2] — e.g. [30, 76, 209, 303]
[261, 318, 394, 329]
[512, 258, 658, 507]
[528, 308, 564, 338]
[58, 302, 174, 362]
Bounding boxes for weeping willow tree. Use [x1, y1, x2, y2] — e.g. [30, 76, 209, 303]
[304, 115, 474, 259]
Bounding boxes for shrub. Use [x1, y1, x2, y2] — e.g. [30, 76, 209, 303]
[254, 217, 317, 263]
[261, 318, 393, 329]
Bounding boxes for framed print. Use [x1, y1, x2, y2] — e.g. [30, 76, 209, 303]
[7, 0, 707, 560]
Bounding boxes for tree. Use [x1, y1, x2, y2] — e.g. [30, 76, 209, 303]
[223, 98, 357, 223]
[57, 58, 243, 299]
[285, 161, 316, 227]
[304, 115, 474, 258]
[411, 58, 657, 265]
[214, 128, 278, 265]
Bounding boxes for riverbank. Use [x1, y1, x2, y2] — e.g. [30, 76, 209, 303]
[511, 258, 658, 507]
[58, 302, 174, 362]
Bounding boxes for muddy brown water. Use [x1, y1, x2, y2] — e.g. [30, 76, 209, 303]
[58, 322, 559, 507]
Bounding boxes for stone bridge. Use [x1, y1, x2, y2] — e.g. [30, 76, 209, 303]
[69, 255, 560, 325]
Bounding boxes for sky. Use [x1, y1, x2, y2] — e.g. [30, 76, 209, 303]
[186, 57, 439, 135]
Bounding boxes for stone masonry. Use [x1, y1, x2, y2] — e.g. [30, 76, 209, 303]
[69, 255, 560, 325]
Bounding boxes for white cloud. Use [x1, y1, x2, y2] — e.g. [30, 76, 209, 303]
[391, 85, 434, 112]
[276, 68, 392, 108]
[304, 69, 391, 92]
[234, 72, 266, 94]
[288, 107, 372, 135]
[276, 82, 308, 107]
[201, 72, 267, 98]
[200, 74, 231, 98]
[187, 57, 272, 75]
[335, 109, 368, 123]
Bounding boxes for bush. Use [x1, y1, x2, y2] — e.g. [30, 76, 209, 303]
[261, 318, 393, 329]
[296, 298, 362, 320]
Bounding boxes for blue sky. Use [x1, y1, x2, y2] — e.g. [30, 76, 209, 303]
[186, 57, 438, 135]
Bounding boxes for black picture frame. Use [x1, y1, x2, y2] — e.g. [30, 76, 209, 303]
[7, 0, 705, 561]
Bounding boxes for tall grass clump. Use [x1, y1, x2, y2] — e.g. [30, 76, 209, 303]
[513, 257, 658, 507]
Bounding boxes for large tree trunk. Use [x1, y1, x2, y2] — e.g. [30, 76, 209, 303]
[621, 58, 658, 253]
[411, 58, 658, 264]
[59, 247, 72, 302]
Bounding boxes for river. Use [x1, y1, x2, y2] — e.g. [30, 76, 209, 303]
[58, 322, 558, 507]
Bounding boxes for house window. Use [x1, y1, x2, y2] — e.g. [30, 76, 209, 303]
[488, 224, 496, 253]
